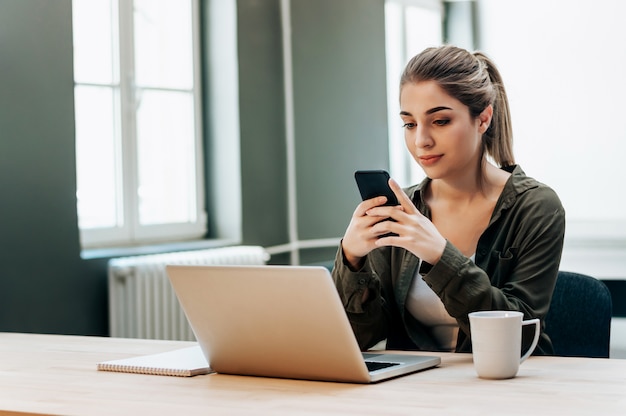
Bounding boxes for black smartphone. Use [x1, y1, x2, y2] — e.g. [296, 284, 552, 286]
[354, 170, 399, 206]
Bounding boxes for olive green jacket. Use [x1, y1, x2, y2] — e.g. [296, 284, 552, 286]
[332, 165, 565, 355]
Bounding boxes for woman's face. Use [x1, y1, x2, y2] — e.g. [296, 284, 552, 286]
[399, 80, 491, 181]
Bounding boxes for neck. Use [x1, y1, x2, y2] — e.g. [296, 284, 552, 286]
[428, 162, 505, 203]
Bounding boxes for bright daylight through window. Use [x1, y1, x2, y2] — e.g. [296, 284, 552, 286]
[385, 0, 626, 278]
[72, 0, 206, 249]
[385, 0, 443, 188]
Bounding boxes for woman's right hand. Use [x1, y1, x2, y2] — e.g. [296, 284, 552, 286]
[341, 196, 401, 269]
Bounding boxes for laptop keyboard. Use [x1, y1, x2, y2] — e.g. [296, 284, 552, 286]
[365, 361, 400, 372]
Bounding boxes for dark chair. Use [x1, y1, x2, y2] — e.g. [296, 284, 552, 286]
[544, 271, 612, 358]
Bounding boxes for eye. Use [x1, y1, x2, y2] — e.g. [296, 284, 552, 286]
[433, 119, 450, 126]
[402, 122, 416, 130]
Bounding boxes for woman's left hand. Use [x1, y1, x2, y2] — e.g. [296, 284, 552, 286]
[366, 178, 447, 265]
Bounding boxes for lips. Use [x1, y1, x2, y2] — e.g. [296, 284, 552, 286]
[418, 154, 443, 166]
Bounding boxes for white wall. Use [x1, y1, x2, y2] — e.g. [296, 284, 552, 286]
[477, 0, 626, 226]
[476, 0, 626, 278]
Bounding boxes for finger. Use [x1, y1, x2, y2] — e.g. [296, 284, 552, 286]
[354, 196, 389, 217]
[363, 215, 388, 230]
[366, 203, 405, 216]
[372, 219, 400, 240]
[388, 178, 418, 214]
[375, 233, 398, 246]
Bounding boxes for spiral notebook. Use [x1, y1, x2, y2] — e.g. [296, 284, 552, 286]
[97, 345, 213, 377]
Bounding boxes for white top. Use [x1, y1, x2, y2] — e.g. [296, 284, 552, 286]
[405, 256, 474, 351]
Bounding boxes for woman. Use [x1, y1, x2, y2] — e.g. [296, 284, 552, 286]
[332, 45, 565, 354]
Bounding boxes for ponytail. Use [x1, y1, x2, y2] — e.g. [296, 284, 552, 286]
[473, 52, 515, 167]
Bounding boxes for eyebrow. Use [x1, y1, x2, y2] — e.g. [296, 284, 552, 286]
[400, 106, 453, 117]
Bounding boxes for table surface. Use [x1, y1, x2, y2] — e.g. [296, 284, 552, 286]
[0, 332, 624, 415]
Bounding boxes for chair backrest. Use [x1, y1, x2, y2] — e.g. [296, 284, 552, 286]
[544, 271, 612, 358]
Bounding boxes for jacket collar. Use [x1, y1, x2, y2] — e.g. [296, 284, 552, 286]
[405, 165, 537, 224]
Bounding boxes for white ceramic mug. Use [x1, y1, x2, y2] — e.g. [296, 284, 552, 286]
[468, 311, 540, 379]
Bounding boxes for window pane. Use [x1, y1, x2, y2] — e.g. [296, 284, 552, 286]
[75, 86, 120, 229]
[478, 0, 626, 223]
[386, 2, 442, 187]
[135, 90, 196, 225]
[72, 0, 116, 84]
[134, 0, 194, 89]
[404, 6, 442, 57]
[74, 0, 205, 248]
[405, 6, 442, 184]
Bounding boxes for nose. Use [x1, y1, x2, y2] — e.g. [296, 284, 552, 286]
[413, 125, 433, 148]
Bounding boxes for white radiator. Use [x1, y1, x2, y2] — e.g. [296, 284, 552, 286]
[108, 245, 270, 341]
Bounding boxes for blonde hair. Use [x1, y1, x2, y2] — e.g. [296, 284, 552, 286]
[400, 45, 514, 167]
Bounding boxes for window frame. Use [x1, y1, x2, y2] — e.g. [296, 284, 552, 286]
[73, 0, 207, 249]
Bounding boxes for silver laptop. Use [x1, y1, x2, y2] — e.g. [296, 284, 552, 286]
[166, 264, 440, 383]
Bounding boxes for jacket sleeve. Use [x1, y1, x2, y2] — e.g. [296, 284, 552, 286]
[331, 244, 391, 350]
[422, 185, 566, 348]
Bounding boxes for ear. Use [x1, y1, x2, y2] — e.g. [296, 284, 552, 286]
[478, 105, 493, 134]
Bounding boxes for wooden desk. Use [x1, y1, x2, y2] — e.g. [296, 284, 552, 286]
[0, 332, 624, 415]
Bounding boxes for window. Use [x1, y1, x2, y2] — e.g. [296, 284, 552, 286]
[384, 0, 443, 187]
[476, 0, 626, 277]
[72, 0, 206, 249]
[384, 0, 626, 277]
[477, 0, 626, 233]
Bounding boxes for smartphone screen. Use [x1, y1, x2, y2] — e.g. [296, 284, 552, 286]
[354, 170, 399, 206]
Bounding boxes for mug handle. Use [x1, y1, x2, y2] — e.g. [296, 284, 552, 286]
[520, 318, 540, 363]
